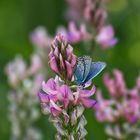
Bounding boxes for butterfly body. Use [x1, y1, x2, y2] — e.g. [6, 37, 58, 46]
[74, 56, 106, 86]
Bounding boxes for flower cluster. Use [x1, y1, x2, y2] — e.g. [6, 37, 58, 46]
[30, 26, 53, 49]
[95, 69, 140, 139]
[39, 78, 96, 117]
[48, 34, 77, 81]
[96, 25, 118, 49]
[5, 54, 42, 87]
[65, 0, 118, 49]
[66, 0, 107, 30]
[38, 34, 98, 140]
[6, 55, 43, 140]
[30, 0, 117, 51]
[66, 0, 86, 21]
[57, 22, 91, 44]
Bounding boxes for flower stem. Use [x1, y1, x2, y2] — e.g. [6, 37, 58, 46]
[49, 105, 87, 140]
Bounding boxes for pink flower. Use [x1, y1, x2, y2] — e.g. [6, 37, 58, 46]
[57, 85, 74, 108]
[5, 53, 43, 87]
[38, 78, 58, 106]
[74, 85, 96, 108]
[38, 77, 97, 116]
[38, 78, 74, 116]
[5, 56, 27, 86]
[38, 78, 62, 116]
[48, 34, 77, 81]
[96, 25, 118, 49]
[41, 78, 58, 102]
[95, 91, 118, 122]
[123, 88, 140, 124]
[84, 0, 107, 31]
[95, 69, 140, 126]
[123, 98, 139, 124]
[66, 0, 86, 21]
[94, 8, 108, 32]
[50, 100, 62, 117]
[30, 26, 52, 48]
[103, 69, 126, 98]
[30, 74, 44, 96]
[27, 54, 42, 76]
[57, 22, 91, 44]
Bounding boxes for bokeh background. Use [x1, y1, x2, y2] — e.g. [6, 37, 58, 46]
[0, 0, 140, 139]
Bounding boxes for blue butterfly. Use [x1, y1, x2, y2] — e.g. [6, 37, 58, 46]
[74, 56, 106, 86]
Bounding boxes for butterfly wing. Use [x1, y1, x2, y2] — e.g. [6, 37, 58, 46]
[74, 56, 91, 85]
[82, 56, 92, 82]
[74, 58, 85, 85]
[84, 62, 106, 83]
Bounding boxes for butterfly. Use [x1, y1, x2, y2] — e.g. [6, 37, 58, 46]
[74, 56, 106, 86]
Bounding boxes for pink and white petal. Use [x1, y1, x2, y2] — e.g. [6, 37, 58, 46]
[71, 54, 77, 67]
[49, 57, 60, 74]
[58, 85, 74, 104]
[113, 69, 126, 92]
[59, 85, 69, 97]
[50, 107, 61, 117]
[73, 91, 80, 104]
[66, 44, 73, 56]
[103, 74, 116, 97]
[48, 49, 54, 60]
[81, 98, 97, 108]
[48, 94, 58, 102]
[84, 81, 92, 88]
[80, 86, 96, 98]
[65, 61, 73, 80]
[50, 100, 62, 111]
[41, 103, 50, 114]
[63, 99, 69, 109]
[59, 53, 65, 69]
[50, 100, 62, 116]
[46, 78, 57, 89]
[54, 47, 59, 58]
[38, 92, 49, 103]
[42, 79, 58, 95]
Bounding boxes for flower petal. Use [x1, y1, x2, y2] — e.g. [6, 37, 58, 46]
[65, 61, 73, 80]
[49, 57, 60, 74]
[38, 91, 49, 103]
[42, 79, 57, 95]
[50, 100, 62, 116]
[81, 98, 97, 108]
[80, 86, 96, 98]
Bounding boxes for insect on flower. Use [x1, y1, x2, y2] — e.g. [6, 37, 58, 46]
[74, 56, 106, 86]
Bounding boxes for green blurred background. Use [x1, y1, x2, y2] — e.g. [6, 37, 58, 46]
[0, 0, 140, 139]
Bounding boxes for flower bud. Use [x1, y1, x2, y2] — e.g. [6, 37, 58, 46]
[48, 34, 77, 81]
